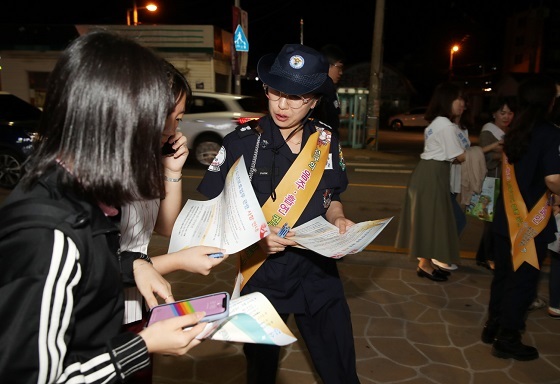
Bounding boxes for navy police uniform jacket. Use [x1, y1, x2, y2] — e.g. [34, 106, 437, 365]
[198, 115, 349, 315]
[492, 121, 560, 244]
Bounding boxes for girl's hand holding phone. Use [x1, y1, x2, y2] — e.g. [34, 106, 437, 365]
[146, 292, 230, 326]
[139, 312, 207, 355]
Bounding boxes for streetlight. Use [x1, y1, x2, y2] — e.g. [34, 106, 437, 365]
[127, 1, 158, 26]
[449, 44, 459, 80]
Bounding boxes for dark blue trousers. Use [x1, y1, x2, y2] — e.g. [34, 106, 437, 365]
[244, 298, 360, 384]
[489, 234, 547, 330]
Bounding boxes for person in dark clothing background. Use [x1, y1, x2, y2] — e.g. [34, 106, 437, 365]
[312, 44, 345, 134]
[481, 74, 560, 361]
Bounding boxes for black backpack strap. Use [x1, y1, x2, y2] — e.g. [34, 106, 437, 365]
[0, 197, 91, 259]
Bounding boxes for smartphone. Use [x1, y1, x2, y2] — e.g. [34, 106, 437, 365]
[161, 141, 177, 156]
[146, 292, 230, 327]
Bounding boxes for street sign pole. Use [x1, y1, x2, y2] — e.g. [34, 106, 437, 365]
[232, 2, 248, 95]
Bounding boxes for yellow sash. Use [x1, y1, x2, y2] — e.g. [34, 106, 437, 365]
[237, 130, 331, 290]
[502, 153, 551, 271]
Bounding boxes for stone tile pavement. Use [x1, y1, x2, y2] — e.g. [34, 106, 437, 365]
[148, 146, 560, 384]
[148, 236, 560, 384]
[2, 145, 557, 383]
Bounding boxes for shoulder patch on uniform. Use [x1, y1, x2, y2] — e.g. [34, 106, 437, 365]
[313, 119, 333, 131]
[236, 119, 262, 138]
[207, 146, 226, 172]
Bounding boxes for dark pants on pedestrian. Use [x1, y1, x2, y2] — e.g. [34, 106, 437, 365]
[488, 234, 547, 330]
[549, 250, 560, 309]
[451, 192, 466, 236]
[244, 299, 360, 384]
[476, 221, 494, 263]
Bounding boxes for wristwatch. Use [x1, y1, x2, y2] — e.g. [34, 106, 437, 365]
[133, 252, 153, 265]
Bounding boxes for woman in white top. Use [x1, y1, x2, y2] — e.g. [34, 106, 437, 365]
[395, 83, 467, 282]
[121, 62, 228, 330]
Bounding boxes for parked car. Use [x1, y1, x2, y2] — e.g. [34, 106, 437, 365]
[180, 92, 266, 166]
[0, 92, 41, 189]
[387, 107, 429, 131]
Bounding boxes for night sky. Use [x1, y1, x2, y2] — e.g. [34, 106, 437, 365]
[0, 0, 551, 95]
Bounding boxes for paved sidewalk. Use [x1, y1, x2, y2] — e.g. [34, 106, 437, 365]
[342, 146, 420, 165]
[149, 237, 560, 384]
[3, 148, 557, 383]
[150, 147, 560, 384]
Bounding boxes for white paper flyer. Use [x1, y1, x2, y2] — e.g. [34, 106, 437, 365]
[290, 216, 393, 258]
[168, 156, 270, 254]
[196, 292, 296, 346]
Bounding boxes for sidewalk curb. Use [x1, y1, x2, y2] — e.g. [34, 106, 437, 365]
[341, 147, 420, 165]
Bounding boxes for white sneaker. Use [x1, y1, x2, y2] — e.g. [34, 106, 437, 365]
[431, 259, 458, 271]
[548, 306, 560, 319]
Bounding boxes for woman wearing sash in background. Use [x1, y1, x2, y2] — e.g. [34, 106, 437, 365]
[481, 74, 560, 361]
[198, 44, 360, 384]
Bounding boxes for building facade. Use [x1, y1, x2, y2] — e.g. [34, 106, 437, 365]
[0, 24, 233, 108]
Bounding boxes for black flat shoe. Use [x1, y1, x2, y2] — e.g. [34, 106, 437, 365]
[435, 267, 450, 277]
[417, 267, 448, 282]
[476, 260, 495, 271]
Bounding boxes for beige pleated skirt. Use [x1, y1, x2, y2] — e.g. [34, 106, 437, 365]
[395, 159, 460, 264]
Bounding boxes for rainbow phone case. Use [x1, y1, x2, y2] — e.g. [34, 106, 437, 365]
[146, 291, 230, 326]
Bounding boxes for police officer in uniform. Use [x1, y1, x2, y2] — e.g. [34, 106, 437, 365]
[198, 44, 360, 384]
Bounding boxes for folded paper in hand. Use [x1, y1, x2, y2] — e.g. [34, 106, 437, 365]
[168, 156, 270, 254]
[195, 292, 296, 345]
[291, 216, 393, 258]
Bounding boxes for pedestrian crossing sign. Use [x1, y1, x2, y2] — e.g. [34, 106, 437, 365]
[234, 24, 249, 52]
